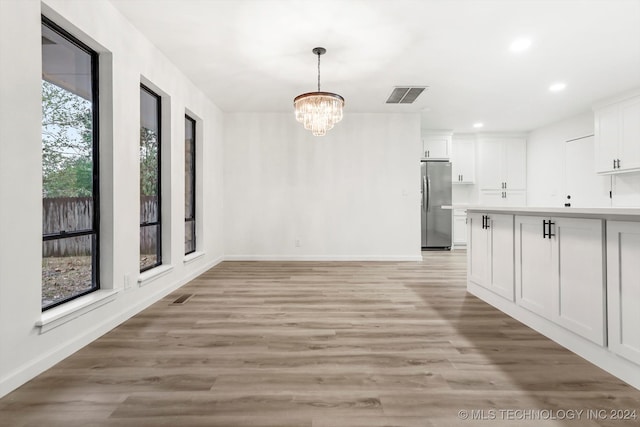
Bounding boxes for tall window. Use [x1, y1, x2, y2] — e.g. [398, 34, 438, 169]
[185, 115, 196, 255]
[140, 85, 162, 271]
[41, 17, 99, 310]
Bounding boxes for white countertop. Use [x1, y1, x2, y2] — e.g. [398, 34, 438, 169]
[465, 206, 640, 221]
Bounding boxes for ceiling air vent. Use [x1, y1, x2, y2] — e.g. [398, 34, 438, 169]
[386, 86, 427, 104]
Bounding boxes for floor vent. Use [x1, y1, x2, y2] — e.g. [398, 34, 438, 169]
[171, 294, 194, 305]
[386, 86, 427, 104]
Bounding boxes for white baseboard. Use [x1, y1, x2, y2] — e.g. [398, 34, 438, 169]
[0, 255, 224, 399]
[223, 254, 423, 262]
[467, 281, 640, 391]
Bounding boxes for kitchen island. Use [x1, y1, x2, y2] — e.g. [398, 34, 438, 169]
[466, 206, 640, 390]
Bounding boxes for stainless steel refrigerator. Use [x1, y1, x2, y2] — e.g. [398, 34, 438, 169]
[421, 160, 452, 249]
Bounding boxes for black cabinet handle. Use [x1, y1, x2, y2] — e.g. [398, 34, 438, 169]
[482, 215, 490, 229]
[617, 159, 621, 168]
[543, 220, 556, 238]
[613, 159, 616, 169]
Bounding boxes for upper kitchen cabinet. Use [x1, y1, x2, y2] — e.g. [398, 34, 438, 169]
[477, 135, 526, 195]
[594, 92, 640, 174]
[451, 135, 475, 184]
[422, 131, 452, 159]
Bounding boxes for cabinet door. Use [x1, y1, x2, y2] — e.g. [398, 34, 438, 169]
[453, 215, 467, 245]
[452, 138, 475, 184]
[477, 140, 504, 190]
[504, 190, 526, 206]
[488, 214, 514, 301]
[479, 190, 507, 206]
[504, 139, 526, 190]
[551, 218, 605, 345]
[468, 213, 489, 286]
[515, 216, 553, 317]
[595, 105, 619, 173]
[618, 97, 640, 172]
[607, 221, 640, 364]
[422, 136, 450, 159]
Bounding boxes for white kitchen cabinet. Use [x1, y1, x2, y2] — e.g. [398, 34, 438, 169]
[451, 137, 475, 184]
[452, 209, 467, 246]
[515, 215, 605, 345]
[422, 131, 451, 159]
[607, 221, 640, 365]
[477, 137, 526, 191]
[594, 94, 640, 174]
[515, 215, 554, 318]
[468, 212, 514, 300]
[480, 189, 526, 206]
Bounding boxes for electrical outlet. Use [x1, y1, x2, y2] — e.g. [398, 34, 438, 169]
[124, 273, 131, 290]
[295, 239, 301, 247]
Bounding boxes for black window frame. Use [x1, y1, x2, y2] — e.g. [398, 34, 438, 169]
[41, 16, 100, 311]
[139, 84, 162, 272]
[184, 114, 196, 255]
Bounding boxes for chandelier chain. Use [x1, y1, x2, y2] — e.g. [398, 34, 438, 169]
[317, 51, 321, 92]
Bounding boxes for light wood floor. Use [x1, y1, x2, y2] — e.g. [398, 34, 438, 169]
[2, 251, 640, 426]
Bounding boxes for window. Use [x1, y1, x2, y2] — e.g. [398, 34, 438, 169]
[185, 115, 196, 255]
[41, 17, 99, 310]
[140, 85, 162, 272]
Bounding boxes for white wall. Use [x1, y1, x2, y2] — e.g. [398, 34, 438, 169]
[224, 113, 422, 260]
[0, 0, 224, 397]
[527, 110, 640, 207]
[527, 111, 594, 206]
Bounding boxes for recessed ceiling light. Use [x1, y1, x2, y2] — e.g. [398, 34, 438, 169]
[549, 82, 567, 92]
[473, 122, 484, 128]
[510, 37, 532, 52]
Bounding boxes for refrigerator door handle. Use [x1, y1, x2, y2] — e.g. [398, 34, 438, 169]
[426, 176, 432, 212]
[422, 176, 427, 211]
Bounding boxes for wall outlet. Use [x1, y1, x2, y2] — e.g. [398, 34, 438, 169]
[124, 273, 131, 290]
[295, 239, 301, 247]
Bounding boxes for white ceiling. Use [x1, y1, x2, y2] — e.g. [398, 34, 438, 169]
[109, 0, 640, 133]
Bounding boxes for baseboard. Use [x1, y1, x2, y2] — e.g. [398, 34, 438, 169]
[0, 255, 223, 399]
[223, 254, 423, 262]
[467, 281, 640, 391]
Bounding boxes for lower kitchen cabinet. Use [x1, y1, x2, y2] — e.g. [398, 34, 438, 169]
[607, 221, 640, 365]
[468, 212, 514, 301]
[515, 215, 605, 345]
[515, 216, 554, 318]
[452, 209, 467, 246]
[468, 207, 640, 389]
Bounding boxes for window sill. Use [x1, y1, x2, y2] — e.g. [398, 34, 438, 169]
[183, 251, 205, 265]
[138, 264, 173, 287]
[36, 289, 119, 334]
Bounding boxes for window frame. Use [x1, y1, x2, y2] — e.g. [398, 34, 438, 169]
[41, 15, 100, 311]
[184, 114, 196, 256]
[139, 84, 162, 272]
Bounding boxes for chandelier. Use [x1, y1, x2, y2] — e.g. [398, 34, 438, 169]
[294, 47, 344, 136]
